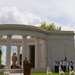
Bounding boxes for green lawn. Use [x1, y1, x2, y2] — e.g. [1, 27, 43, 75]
[31, 72, 69, 75]
[0, 74, 4, 75]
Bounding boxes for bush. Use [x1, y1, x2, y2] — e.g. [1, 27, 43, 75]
[0, 64, 5, 69]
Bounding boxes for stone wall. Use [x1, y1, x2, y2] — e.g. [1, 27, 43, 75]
[47, 34, 75, 70]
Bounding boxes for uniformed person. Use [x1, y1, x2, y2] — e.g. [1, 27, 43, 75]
[59, 60, 63, 71]
[70, 61, 74, 70]
[67, 61, 70, 72]
[63, 60, 66, 72]
[57, 61, 59, 73]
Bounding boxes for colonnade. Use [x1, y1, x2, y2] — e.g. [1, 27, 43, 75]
[5, 35, 47, 69]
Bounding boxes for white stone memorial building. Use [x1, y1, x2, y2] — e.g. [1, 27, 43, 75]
[0, 24, 74, 71]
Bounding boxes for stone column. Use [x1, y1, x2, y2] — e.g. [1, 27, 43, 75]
[22, 35, 27, 68]
[35, 37, 40, 69]
[6, 35, 12, 68]
[42, 38, 47, 69]
[17, 46, 20, 66]
[27, 45, 30, 62]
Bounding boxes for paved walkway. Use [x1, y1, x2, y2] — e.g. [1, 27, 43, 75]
[10, 73, 23, 75]
[10, 73, 33, 75]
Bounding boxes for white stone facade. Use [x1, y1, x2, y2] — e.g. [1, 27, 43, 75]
[0, 24, 74, 71]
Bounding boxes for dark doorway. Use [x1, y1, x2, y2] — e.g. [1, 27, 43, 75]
[29, 45, 35, 68]
[20, 54, 22, 65]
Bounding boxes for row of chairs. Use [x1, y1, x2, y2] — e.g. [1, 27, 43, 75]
[47, 66, 75, 75]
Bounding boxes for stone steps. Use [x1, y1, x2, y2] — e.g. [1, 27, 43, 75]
[0, 68, 47, 73]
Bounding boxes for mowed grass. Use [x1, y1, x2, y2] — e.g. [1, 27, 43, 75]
[0, 72, 69, 75]
[0, 74, 4, 75]
[31, 72, 69, 75]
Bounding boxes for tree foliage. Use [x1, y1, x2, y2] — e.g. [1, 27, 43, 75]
[0, 35, 3, 65]
[0, 46, 2, 65]
[40, 21, 61, 30]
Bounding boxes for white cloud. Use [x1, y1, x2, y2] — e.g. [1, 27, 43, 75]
[51, 0, 75, 21]
[0, 7, 41, 26]
[27, 0, 75, 28]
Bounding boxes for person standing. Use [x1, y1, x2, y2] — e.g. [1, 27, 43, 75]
[54, 61, 57, 73]
[70, 61, 74, 70]
[67, 61, 70, 72]
[63, 60, 66, 72]
[57, 61, 59, 73]
[59, 60, 63, 71]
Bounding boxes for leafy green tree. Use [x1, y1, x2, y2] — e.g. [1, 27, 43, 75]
[0, 36, 3, 65]
[0, 36, 5, 68]
[40, 21, 61, 30]
[0, 46, 2, 65]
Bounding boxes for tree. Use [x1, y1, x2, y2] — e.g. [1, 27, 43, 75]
[0, 36, 5, 68]
[40, 21, 61, 30]
[0, 46, 2, 65]
[0, 36, 3, 65]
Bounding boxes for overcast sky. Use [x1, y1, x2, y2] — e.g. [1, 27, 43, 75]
[1, 0, 75, 64]
[0, 0, 75, 31]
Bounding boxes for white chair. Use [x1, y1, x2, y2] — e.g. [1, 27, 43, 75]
[47, 67, 52, 75]
[69, 66, 75, 75]
[59, 66, 65, 75]
[4, 67, 10, 75]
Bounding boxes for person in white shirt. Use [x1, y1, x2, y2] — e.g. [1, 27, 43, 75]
[70, 61, 74, 70]
[63, 60, 66, 72]
[67, 61, 70, 72]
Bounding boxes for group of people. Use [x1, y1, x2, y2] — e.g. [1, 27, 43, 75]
[54, 60, 74, 73]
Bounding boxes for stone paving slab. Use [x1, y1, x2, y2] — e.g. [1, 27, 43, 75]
[10, 73, 23, 75]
